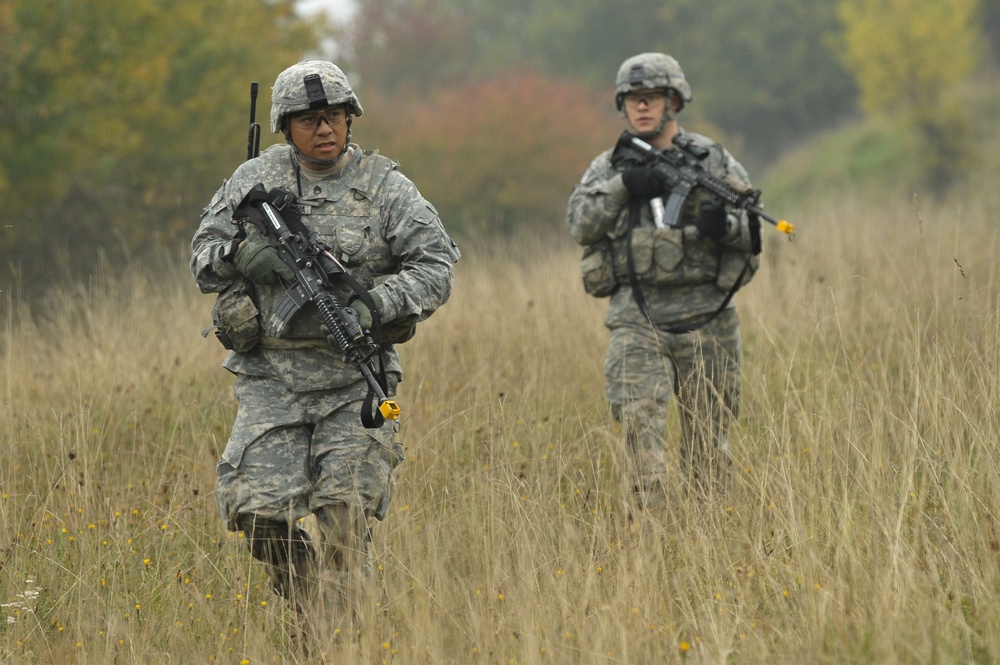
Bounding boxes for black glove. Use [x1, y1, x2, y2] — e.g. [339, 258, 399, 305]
[695, 198, 729, 240]
[621, 167, 670, 200]
[232, 236, 294, 285]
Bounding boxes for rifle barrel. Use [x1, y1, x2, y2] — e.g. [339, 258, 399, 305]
[749, 205, 794, 235]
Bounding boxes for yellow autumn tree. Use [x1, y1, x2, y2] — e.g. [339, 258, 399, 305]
[837, 0, 983, 191]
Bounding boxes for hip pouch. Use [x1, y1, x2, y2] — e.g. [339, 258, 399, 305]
[716, 249, 758, 291]
[581, 240, 617, 297]
[205, 278, 261, 352]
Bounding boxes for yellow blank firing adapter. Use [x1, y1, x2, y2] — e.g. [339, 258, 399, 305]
[380, 399, 401, 420]
[754, 208, 794, 239]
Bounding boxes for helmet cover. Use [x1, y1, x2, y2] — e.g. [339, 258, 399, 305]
[270, 60, 363, 133]
[614, 52, 693, 112]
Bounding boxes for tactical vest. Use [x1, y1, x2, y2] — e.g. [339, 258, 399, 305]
[245, 147, 399, 344]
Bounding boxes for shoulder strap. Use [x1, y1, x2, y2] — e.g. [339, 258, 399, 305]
[359, 151, 398, 197]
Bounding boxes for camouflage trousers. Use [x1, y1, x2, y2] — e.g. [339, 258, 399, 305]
[216, 374, 404, 627]
[604, 307, 741, 505]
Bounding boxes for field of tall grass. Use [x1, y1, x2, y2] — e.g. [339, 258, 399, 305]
[2, 188, 999, 664]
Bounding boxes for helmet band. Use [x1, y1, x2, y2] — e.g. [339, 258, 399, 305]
[303, 74, 328, 109]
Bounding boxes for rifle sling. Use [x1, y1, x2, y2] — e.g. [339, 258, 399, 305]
[335, 267, 391, 430]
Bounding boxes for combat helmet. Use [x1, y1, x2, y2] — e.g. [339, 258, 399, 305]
[614, 52, 693, 114]
[270, 60, 363, 134]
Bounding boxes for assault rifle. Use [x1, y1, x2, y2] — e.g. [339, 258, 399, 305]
[611, 130, 794, 238]
[233, 184, 401, 428]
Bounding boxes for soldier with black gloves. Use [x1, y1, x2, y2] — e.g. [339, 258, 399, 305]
[566, 52, 759, 508]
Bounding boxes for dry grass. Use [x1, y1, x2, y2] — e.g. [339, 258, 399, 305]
[2, 192, 1000, 663]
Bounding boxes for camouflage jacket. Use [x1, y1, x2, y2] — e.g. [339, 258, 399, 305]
[191, 143, 460, 391]
[565, 128, 758, 329]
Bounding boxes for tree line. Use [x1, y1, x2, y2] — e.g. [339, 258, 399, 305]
[0, 0, 316, 292]
[0, 0, 990, 294]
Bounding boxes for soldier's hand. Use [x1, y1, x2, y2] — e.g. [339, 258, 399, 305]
[621, 167, 670, 200]
[349, 300, 372, 330]
[232, 236, 293, 285]
[695, 198, 729, 240]
[349, 291, 383, 331]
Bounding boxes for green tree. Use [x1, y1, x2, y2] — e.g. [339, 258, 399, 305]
[663, 0, 856, 163]
[0, 0, 317, 292]
[984, 0, 1000, 65]
[339, 0, 483, 92]
[837, 0, 984, 191]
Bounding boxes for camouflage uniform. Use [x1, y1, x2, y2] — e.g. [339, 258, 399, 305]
[191, 61, 459, 625]
[566, 53, 757, 505]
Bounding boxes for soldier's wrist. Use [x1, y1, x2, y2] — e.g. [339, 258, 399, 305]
[219, 239, 241, 264]
[213, 239, 243, 278]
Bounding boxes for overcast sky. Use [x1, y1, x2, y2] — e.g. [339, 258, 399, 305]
[297, 0, 358, 22]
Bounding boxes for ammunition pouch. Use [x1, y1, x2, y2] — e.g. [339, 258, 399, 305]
[619, 227, 686, 284]
[582, 222, 756, 299]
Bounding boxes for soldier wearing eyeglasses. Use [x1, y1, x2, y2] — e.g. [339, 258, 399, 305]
[191, 60, 459, 640]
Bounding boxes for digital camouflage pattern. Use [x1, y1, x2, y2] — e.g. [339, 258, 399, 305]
[567, 128, 757, 326]
[215, 375, 402, 529]
[193, 143, 459, 392]
[192, 135, 458, 627]
[605, 309, 740, 501]
[566, 126, 756, 502]
[269, 60, 363, 133]
[614, 52, 693, 111]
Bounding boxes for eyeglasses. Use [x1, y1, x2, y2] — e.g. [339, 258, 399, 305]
[290, 107, 348, 129]
[623, 91, 668, 108]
